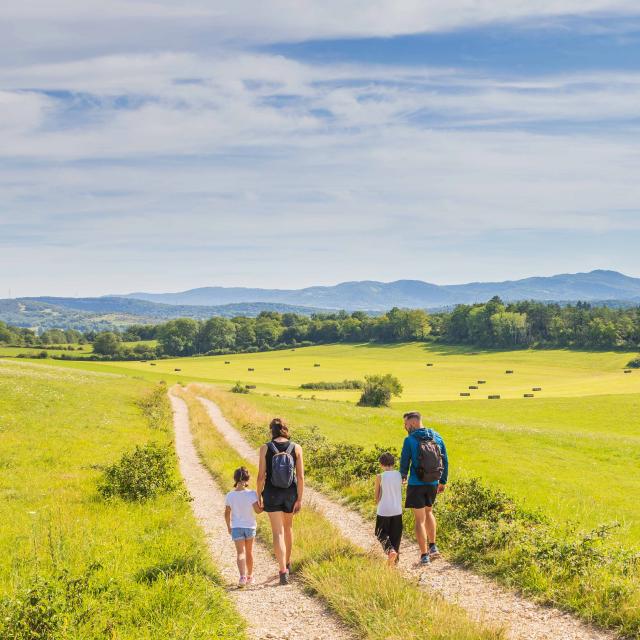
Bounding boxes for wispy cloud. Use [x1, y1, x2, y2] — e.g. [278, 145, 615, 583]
[1, 3, 640, 296]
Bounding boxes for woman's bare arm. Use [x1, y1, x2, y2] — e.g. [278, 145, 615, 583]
[293, 444, 304, 513]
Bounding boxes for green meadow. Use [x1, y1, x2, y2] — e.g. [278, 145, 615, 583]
[9, 342, 638, 401]
[0, 360, 245, 639]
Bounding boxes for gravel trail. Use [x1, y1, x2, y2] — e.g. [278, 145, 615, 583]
[169, 393, 356, 640]
[197, 394, 618, 640]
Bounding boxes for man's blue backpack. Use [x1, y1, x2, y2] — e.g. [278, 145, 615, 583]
[269, 441, 296, 488]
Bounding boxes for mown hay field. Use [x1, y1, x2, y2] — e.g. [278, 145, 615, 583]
[12, 342, 639, 401]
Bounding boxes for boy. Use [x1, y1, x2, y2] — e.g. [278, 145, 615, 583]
[374, 451, 403, 566]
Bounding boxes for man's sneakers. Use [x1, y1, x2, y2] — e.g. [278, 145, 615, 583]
[420, 553, 431, 565]
[279, 571, 290, 586]
[429, 543, 441, 559]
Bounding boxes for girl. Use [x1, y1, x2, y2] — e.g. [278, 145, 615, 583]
[224, 467, 262, 587]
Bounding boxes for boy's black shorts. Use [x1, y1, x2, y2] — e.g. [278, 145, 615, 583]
[405, 484, 438, 509]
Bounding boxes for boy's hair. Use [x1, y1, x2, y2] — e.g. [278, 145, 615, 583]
[379, 452, 395, 467]
[233, 466, 250, 487]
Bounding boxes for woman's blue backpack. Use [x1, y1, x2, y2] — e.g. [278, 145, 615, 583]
[269, 441, 296, 488]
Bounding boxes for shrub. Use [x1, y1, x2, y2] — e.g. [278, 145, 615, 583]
[300, 379, 363, 390]
[98, 443, 176, 501]
[0, 566, 100, 640]
[136, 384, 171, 430]
[357, 373, 403, 407]
[231, 381, 249, 394]
[627, 356, 640, 368]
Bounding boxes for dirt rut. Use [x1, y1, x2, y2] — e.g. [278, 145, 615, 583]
[197, 394, 617, 640]
[170, 393, 355, 640]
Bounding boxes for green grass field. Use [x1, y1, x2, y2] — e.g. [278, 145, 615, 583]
[0, 360, 245, 639]
[9, 342, 638, 401]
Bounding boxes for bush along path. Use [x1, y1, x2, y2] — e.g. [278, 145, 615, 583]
[169, 392, 355, 640]
[195, 393, 618, 640]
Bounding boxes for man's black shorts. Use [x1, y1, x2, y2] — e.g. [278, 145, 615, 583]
[405, 484, 438, 509]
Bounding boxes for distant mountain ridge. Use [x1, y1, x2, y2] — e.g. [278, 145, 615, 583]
[122, 270, 640, 311]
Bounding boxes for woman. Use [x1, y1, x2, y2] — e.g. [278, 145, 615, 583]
[257, 417, 304, 585]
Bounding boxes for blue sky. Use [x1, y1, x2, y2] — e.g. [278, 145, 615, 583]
[1, 2, 640, 297]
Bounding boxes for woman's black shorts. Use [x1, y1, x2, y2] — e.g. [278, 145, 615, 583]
[262, 486, 298, 513]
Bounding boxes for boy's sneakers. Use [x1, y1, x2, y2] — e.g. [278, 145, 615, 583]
[429, 543, 441, 559]
[279, 571, 289, 586]
[238, 576, 248, 588]
[420, 553, 431, 565]
[387, 550, 398, 566]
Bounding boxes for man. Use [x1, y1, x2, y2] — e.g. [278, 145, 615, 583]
[399, 411, 448, 565]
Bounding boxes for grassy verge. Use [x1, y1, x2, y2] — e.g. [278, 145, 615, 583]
[0, 361, 246, 639]
[174, 385, 502, 640]
[195, 384, 640, 638]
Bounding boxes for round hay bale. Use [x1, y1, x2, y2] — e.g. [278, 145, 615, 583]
[477, 380, 486, 384]
[224, 361, 230, 364]
[426, 363, 434, 367]
[150, 363, 156, 366]
[469, 385, 478, 389]
[174, 368, 181, 372]
[505, 370, 514, 374]
[460, 392, 471, 397]
[248, 367, 254, 371]
[524, 393, 534, 398]
[284, 367, 290, 371]
[532, 387, 542, 391]
[624, 369, 632, 373]
[314, 363, 321, 367]
[246, 385, 256, 389]
[488, 394, 501, 399]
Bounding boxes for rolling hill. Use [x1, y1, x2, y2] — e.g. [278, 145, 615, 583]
[122, 270, 640, 311]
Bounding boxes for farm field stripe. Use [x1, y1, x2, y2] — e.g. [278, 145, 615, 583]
[196, 393, 618, 640]
[169, 392, 355, 640]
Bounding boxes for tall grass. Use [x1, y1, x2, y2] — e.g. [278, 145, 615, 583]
[175, 386, 502, 640]
[0, 361, 246, 639]
[197, 384, 640, 638]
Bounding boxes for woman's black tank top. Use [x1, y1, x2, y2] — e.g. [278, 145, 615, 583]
[265, 439, 297, 492]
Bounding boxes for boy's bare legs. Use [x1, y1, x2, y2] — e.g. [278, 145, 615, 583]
[268, 511, 287, 573]
[234, 539, 247, 576]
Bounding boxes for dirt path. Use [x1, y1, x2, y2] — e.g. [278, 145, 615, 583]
[197, 395, 618, 640]
[169, 393, 356, 640]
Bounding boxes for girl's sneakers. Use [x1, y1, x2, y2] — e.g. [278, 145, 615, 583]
[246, 575, 253, 586]
[238, 576, 248, 588]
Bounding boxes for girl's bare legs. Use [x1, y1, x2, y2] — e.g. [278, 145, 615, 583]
[245, 537, 254, 577]
[234, 539, 247, 576]
[268, 511, 287, 573]
[283, 512, 294, 568]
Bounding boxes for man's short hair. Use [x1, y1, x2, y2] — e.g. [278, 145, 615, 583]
[403, 411, 421, 421]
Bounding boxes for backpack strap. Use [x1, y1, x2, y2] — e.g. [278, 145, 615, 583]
[267, 441, 279, 455]
[285, 442, 295, 455]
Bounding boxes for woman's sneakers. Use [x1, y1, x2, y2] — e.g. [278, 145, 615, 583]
[238, 576, 248, 588]
[279, 571, 289, 586]
[420, 552, 431, 565]
[429, 543, 441, 559]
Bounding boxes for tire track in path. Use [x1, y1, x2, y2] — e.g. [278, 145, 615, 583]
[170, 392, 356, 640]
[197, 394, 617, 640]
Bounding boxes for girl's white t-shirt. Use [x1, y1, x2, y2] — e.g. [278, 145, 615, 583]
[377, 470, 403, 517]
[225, 489, 258, 528]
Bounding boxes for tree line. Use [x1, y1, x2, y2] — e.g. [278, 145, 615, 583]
[2, 299, 640, 358]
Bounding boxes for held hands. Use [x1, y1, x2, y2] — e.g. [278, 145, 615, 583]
[437, 484, 446, 494]
[293, 500, 302, 514]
